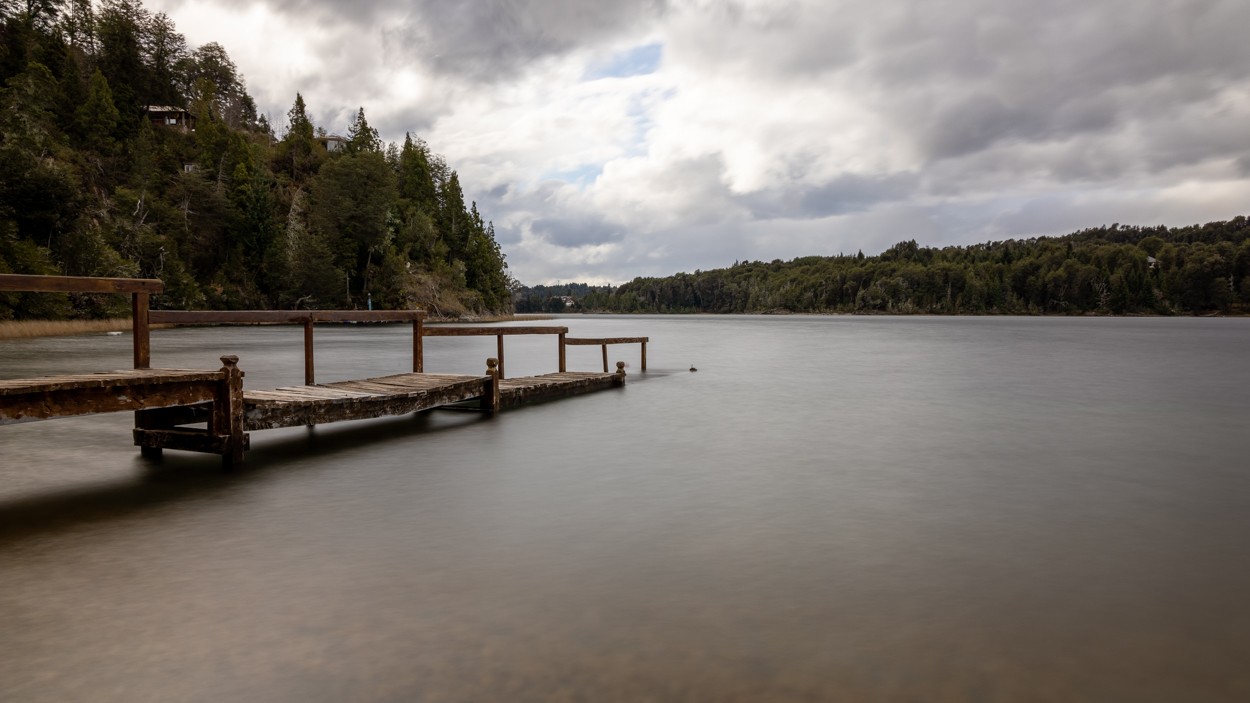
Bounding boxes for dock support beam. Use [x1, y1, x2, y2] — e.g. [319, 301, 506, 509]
[558, 332, 566, 372]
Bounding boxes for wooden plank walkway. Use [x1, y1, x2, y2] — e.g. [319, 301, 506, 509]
[499, 371, 623, 406]
[1, 368, 229, 425]
[244, 373, 489, 430]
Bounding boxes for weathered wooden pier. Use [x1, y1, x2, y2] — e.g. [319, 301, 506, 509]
[0, 274, 649, 466]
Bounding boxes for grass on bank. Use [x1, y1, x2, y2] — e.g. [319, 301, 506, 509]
[0, 319, 133, 340]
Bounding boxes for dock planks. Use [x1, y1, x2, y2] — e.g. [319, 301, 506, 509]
[243, 373, 490, 430]
[499, 371, 623, 407]
[0, 368, 228, 424]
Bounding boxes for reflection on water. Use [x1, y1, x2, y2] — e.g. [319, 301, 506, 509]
[2, 316, 1249, 701]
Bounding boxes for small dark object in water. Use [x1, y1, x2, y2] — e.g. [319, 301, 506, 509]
[690, 365, 698, 372]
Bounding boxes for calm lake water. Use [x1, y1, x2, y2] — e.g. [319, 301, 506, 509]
[2, 315, 1248, 701]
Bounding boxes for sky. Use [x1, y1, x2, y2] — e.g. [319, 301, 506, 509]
[146, 0, 1250, 285]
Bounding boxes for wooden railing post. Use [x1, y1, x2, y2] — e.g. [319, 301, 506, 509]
[303, 317, 315, 385]
[132, 292, 150, 369]
[641, 341, 647, 372]
[483, 358, 501, 413]
[496, 334, 506, 380]
[414, 316, 424, 373]
[558, 332, 566, 372]
[601, 343, 609, 373]
[215, 355, 246, 467]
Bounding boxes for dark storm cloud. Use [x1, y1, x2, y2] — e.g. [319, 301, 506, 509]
[384, 0, 667, 81]
[531, 215, 623, 248]
[856, 0, 1250, 172]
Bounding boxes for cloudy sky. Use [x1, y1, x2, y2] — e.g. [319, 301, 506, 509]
[147, 0, 1250, 285]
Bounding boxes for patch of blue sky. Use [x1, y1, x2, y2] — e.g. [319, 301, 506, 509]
[583, 42, 663, 80]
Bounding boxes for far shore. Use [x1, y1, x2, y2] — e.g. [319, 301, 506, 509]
[0, 314, 556, 341]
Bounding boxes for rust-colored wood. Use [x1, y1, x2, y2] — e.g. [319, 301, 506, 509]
[0, 273, 163, 294]
[558, 332, 567, 373]
[420, 326, 568, 337]
[414, 318, 424, 372]
[482, 359, 500, 413]
[0, 370, 224, 424]
[212, 355, 246, 466]
[497, 334, 505, 380]
[563, 337, 650, 373]
[303, 319, 315, 385]
[149, 310, 424, 325]
[562, 337, 650, 345]
[132, 292, 151, 369]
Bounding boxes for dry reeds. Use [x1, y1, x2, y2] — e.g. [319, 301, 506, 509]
[0, 318, 133, 340]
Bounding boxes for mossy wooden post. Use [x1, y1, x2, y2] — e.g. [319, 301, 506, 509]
[214, 355, 246, 466]
[483, 358, 501, 413]
[414, 317, 424, 372]
[132, 292, 151, 369]
[640, 341, 647, 371]
[302, 317, 315, 386]
[496, 334, 506, 380]
[558, 332, 567, 372]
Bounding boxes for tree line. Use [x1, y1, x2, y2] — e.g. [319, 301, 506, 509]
[546, 218, 1250, 315]
[0, 0, 511, 320]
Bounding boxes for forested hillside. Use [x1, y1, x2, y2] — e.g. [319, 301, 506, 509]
[570, 218, 1250, 315]
[0, 0, 511, 320]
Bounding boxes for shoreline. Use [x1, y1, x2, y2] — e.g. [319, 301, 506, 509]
[0, 314, 557, 341]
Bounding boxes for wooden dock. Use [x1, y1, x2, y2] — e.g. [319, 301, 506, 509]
[0, 274, 642, 467]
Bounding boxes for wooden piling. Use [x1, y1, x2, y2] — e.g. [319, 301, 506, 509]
[303, 318, 315, 385]
[558, 332, 567, 372]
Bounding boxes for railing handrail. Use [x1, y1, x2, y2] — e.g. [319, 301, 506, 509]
[563, 336, 649, 345]
[150, 310, 424, 324]
[421, 325, 567, 336]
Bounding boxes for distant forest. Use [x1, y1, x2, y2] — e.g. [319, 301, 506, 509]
[529, 217, 1250, 315]
[0, 0, 511, 320]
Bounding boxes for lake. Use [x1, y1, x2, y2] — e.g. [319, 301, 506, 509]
[2, 315, 1248, 701]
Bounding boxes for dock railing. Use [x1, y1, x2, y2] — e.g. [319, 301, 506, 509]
[0, 273, 163, 369]
[147, 309, 426, 385]
[561, 336, 649, 372]
[418, 325, 569, 379]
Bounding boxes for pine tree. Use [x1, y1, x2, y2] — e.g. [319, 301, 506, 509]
[344, 106, 381, 154]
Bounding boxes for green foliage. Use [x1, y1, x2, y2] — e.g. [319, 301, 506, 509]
[0, 1, 513, 319]
[563, 218, 1250, 316]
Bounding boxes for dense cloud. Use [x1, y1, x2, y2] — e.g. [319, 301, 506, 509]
[149, 0, 1250, 284]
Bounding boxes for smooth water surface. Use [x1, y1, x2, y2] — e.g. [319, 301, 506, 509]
[2, 316, 1248, 701]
